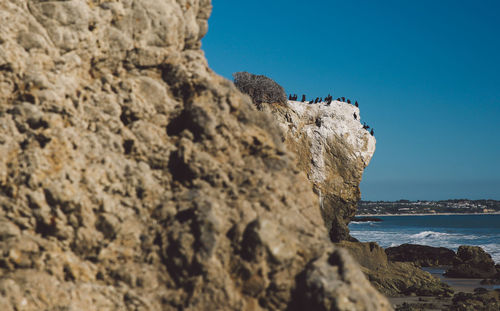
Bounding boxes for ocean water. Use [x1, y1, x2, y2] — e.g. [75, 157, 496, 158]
[349, 214, 500, 264]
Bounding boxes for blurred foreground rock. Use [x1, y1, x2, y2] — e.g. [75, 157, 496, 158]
[0, 0, 391, 310]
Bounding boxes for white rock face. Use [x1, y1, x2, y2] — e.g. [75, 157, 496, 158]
[261, 99, 376, 241]
[284, 100, 375, 185]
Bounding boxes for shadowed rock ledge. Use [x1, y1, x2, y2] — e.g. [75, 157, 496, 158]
[0, 0, 391, 310]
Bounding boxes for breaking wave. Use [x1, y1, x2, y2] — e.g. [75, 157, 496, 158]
[349, 215, 500, 263]
[410, 231, 451, 239]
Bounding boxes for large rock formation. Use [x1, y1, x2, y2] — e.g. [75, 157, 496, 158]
[260, 100, 376, 241]
[0, 0, 391, 310]
[258, 102, 454, 298]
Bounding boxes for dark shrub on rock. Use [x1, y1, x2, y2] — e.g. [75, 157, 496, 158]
[445, 246, 497, 278]
[385, 243, 457, 267]
[233, 71, 287, 106]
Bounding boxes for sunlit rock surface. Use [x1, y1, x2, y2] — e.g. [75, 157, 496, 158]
[0, 0, 390, 310]
[261, 100, 376, 241]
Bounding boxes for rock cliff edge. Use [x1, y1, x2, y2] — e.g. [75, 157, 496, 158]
[261, 100, 375, 241]
[0, 1, 390, 310]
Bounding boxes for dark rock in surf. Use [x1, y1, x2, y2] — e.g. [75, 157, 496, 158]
[352, 217, 383, 222]
[445, 246, 497, 278]
[385, 244, 457, 267]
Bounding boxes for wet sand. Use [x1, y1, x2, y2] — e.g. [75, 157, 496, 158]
[423, 266, 500, 292]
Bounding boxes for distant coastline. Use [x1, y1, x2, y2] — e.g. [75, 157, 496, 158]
[359, 212, 500, 217]
[349, 211, 500, 263]
[358, 199, 500, 215]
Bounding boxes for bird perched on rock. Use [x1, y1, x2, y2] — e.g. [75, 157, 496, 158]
[309, 100, 314, 104]
[370, 129, 374, 136]
[314, 97, 319, 103]
[319, 97, 322, 102]
[353, 112, 357, 120]
[347, 99, 351, 104]
[341, 97, 345, 102]
[355, 101, 359, 107]
[301, 94, 306, 102]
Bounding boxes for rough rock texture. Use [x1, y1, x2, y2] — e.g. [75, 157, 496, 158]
[337, 241, 453, 297]
[445, 246, 497, 279]
[0, 0, 391, 310]
[394, 301, 445, 311]
[260, 100, 376, 242]
[386, 243, 457, 267]
[450, 289, 500, 311]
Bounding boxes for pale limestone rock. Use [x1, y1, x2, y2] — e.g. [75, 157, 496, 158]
[286, 100, 376, 179]
[261, 100, 376, 241]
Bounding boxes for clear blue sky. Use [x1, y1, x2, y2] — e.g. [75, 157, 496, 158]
[202, 0, 500, 201]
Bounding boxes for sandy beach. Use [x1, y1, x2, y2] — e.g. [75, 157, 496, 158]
[424, 267, 500, 292]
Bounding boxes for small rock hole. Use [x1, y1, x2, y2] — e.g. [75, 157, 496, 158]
[123, 139, 134, 155]
[35, 134, 51, 148]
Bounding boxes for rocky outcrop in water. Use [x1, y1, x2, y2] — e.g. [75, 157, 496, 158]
[445, 246, 498, 279]
[337, 241, 453, 297]
[259, 100, 376, 242]
[0, 0, 391, 310]
[386, 244, 457, 267]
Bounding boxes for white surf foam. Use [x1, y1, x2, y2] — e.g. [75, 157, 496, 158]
[410, 231, 451, 239]
[350, 229, 500, 264]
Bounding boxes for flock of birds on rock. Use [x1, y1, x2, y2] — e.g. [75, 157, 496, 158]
[288, 93, 374, 136]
